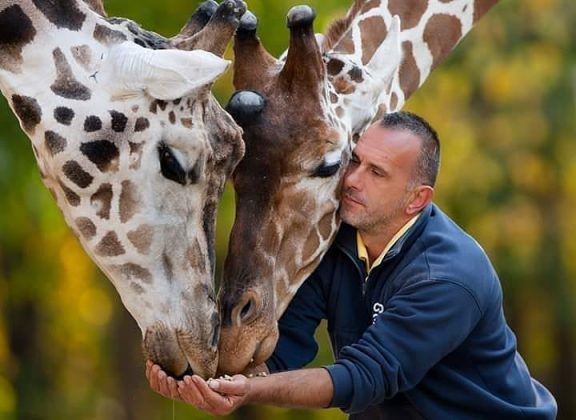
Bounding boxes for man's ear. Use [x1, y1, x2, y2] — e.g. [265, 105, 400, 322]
[406, 186, 433, 215]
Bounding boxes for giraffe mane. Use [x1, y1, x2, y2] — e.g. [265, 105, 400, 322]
[321, 0, 364, 51]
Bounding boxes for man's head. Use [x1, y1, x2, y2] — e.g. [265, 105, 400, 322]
[340, 111, 440, 235]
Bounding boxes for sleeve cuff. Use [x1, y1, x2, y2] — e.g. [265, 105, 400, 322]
[324, 363, 354, 409]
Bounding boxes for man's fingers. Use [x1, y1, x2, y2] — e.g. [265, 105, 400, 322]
[208, 376, 248, 396]
[178, 376, 206, 407]
[192, 376, 237, 412]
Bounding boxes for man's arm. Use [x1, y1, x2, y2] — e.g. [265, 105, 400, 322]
[174, 367, 334, 415]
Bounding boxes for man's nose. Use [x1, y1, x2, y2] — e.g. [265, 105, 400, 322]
[344, 165, 362, 189]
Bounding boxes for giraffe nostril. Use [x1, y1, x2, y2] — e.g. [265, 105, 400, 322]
[239, 298, 254, 322]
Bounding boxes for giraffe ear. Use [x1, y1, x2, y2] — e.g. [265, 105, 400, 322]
[98, 42, 230, 100]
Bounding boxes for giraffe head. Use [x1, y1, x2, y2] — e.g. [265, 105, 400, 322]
[217, 3, 403, 374]
[218, 0, 500, 374]
[0, 0, 246, 378]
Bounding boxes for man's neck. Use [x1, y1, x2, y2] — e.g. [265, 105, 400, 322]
[359, 215, 418, 266]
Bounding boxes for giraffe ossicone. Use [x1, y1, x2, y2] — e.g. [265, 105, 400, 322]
[218, 0, 500, 375]
[0, 0, 246, 379]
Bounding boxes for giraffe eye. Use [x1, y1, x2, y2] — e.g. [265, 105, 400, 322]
[312, 161, 341, 178]
[158, 143, 186, 185]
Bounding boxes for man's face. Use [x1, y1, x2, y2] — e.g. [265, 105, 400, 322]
[340, 124, 422, 233]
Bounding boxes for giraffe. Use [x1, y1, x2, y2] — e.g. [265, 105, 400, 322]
[0, 0, 247, 379]
[217, 0, 500, 374]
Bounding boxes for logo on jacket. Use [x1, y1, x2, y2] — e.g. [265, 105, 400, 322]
[372, 302, 384, 324]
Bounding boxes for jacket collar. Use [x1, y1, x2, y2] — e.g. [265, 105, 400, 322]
[335, 204, 434, 262]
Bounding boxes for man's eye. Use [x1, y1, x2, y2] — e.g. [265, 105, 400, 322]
[312, 161, 341, 178]
[158, 143, 186, 185]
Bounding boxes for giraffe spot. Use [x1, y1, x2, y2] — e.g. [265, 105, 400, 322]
[130, 283, 145, 294]
[303, 229, 320, 262]
[333, 78, 355, 95]
[127, 224, 154, 255]
[90, 183, 113, 219]
[110, 111, 128, 132]
[318, 212, 334, 242]
[389, 0, 428, 30]
[474, 0, 499, 22]
[112, 263, 153, 284]
[169, 111, 176, 124]
[423, 14, 463, 70]
[330, 92, 338, 104]
[32, 0, 86, 31]
[399, 41, 421, 99]
[390, 93, 399, 112]
[173, 98, 182, 106]
[128, 142, 144, 170]
[162, 252, 174, 283]
[96, 231, 125, 257]
[84, 115, 102, 132]
[93, 23, 127, 45]
[70, 45, 93, 71]
[359, 15, 388, 65]
[63, 160, 93, 188]
[181, 118, 193, 128]
[348, 66, 364, 83]
[51, 48, 91, 101]
[150, 100, 168, 114]
[134, 117, 150, 132]
[119, 180, 140, 223]
[326, 59, 344, 76]
[187, 239, 206, 274]
[11, 95, 41, 133]
[0, 5, 36, 72]
[81, 140, 119, 172]
[45, 131, 67, 155]
[54, 107, 75, 125]
[75, 217, 97, 239]
[58, 180, 80, 206]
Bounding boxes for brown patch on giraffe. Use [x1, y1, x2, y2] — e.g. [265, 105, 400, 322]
[0, 5, 37, 73]
[54, 107, 75, 125]
[75, 217, 97, 239]
[389, 93, 398, 112]
[96, 231, 125, 257]
[326, 59, 344, 76]
[348, 66, 364, 83]
[127, 224, 154, 255]
[45, 131, 67, 155]
[113, 263, 153, 284]
[58, 180, 81, 206]
[131, 283, 145, 294]
[399, 41, 421, 100]
[359, 16, 388, 65]
[181, 118, 193, 128]
[84, 115, 102, 132]
[162, 253, 174, 283]
[389, 0, 429, 30]
[318, 212, 334, 242]
[332, 78, 356, 95]
[169, 111, 176, 125]
[32, 0, 86, 31]
[63, 160, 94, 188]
[110, 111, 128, 132]
[51, 48, 91, 101]
[187, 239, 206, 274]
[93, 24, 127, 45]
[119, 180, 140, 223]
[302, 229, 320, 262]
[134, 117, 150, 132]
[91, 183, 113, 219]
[70, 45, 93, 71]
[423, 14, 463, 70]
[80, 140, 120, 172]
[129, 142, 144, 170]
[474, 0, 499, 22]
[11, 95, 42, 133]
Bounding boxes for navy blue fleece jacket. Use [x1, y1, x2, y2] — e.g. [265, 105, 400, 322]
[267, 204, 557, 419]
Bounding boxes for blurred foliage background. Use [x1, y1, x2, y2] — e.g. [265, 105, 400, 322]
[0, 0, 574, 418]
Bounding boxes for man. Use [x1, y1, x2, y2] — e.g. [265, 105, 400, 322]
[147, 112, 557, 418]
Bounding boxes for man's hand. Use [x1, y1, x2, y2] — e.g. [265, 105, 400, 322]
[145, 361, 250, 416]
[145, 361, 180, 401]
[178, 374, 250, 416]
